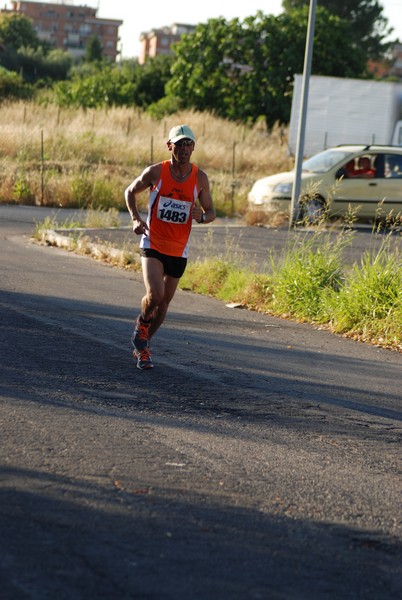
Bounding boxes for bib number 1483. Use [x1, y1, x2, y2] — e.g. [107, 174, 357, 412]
[157, 197, 191, 224]
[158, 208, 187, 223]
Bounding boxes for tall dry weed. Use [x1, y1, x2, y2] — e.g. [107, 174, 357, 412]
[0, 101, 292, 210]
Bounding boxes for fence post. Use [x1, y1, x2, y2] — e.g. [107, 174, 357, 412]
[231, 141, 237, 217]
[232, 141, 237, 178]
[40, 129, 44, 205]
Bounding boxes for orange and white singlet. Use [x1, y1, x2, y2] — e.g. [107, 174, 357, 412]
[140, 160, 200, 258]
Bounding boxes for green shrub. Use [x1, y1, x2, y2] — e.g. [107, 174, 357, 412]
[327, 241, 402, 346]
[146, 95, 182, 119]
[71, 174, 92, 206]
[12, 173, 35, 203]
[268, 231, 348, 321]
[91, 179, 117, 209]
[0, 66, 34, 100]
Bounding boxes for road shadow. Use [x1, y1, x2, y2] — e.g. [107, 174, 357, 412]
[1, 289, 401, 438]
[0, 465, 401, 600]
[1, 289, 402, 598]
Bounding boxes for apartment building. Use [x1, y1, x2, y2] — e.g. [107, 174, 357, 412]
[139, 23, 195, 65]
[4, 1, 122, 61]
[390, 43, 402, 78]
[368, 43, 402, 81]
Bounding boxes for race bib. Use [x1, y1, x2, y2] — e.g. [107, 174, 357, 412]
[157, 196, 192, 224]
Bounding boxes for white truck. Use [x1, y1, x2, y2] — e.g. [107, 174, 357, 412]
[288, 74, 402, 157]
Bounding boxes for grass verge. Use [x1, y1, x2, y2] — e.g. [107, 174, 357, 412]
[181, 227, 401, 352]
[34, 211, 401, 352]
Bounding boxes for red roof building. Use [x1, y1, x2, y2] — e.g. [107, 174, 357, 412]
[3, 1, 122, 61]
[139, 23, 195, 65]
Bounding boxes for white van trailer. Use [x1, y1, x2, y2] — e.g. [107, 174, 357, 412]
[288, 74, 402, 157]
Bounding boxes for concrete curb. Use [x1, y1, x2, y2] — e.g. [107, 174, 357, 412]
[40, 229, 140, 265]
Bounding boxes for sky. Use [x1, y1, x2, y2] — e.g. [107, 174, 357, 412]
[97, 0, 402, 60]
[3, 0, 401, 59]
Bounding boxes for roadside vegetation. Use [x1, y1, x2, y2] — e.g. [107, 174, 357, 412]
[0, 3, 397, 217]
[3, 1, 400, 352]
[1, 3, 390, 125]
[33, 209, 402, 352]
[0, 100, 292, 217]
[180, 222, 401, 352]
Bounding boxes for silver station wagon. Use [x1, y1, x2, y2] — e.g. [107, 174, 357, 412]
[248, 145, 402, 221]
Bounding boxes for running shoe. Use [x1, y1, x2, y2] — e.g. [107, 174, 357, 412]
[132, 316, 151, 351]
[133, 347, 154, 370]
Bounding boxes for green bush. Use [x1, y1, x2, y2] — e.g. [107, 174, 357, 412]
[146, 95, 182, 119]
[269, 231, 347, 321]
[53, 67, 137, 109]
[327, 241, 402, 345]
[12, 173, 35, 203]
[0, 66, 33, 100]
[71, 175, 92, 206]
[91, 179, 116, 209]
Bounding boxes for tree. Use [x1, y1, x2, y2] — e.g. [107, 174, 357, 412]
[166, 8, 367, 127]
[282, 0, 393, 58]
[166, 18, 246, 117]
[121, 54, 174, 108]
[43, 49, 73, 81]
[0, 13, 71, 85]
[85, 35, 103, 63]
[0, 13, 40, 50]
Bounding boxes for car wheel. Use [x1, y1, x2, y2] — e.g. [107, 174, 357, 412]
[298, 195, 326, 224]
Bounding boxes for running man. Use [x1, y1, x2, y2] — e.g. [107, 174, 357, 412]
[124, 124, 216, 369]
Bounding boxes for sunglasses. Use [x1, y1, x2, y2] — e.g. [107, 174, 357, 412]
[173, 139, 194, 147]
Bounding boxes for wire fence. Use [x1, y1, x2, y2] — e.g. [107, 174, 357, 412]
[0, 104, 289, 216]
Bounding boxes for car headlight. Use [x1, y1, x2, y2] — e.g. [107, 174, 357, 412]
[273, 182, 292, 194]
[248, 182, 273, 203]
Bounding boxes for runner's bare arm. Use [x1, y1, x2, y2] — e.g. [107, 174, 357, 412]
[193, 170, 216, 224]
[125, 164, 162, 235]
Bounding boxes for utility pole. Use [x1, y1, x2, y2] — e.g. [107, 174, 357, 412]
[289, 0, 317, 228]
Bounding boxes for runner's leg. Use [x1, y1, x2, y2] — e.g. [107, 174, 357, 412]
[148, 274, 180, 340]
[140, 256, 165, 320]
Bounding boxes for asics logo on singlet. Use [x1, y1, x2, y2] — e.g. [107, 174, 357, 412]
[163, 200, 187, 210]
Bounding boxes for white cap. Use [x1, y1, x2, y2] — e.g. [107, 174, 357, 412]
[168, 124, 195, 144]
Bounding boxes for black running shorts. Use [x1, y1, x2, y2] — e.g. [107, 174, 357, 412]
[140, 248, 187, 278]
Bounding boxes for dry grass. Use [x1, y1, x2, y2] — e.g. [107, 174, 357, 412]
[245, 209, 289, 227]
[0, 101, 294, 215]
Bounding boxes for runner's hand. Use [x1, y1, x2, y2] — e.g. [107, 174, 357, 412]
[192, 205, 204, 223]
[133, 219, 149, 236]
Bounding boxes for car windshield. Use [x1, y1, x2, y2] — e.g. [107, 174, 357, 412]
[302, 149, 354, 173]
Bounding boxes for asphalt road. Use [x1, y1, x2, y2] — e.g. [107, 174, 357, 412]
[1, 205, 401, 600]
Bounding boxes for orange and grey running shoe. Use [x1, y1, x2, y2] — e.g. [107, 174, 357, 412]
[133, 347, 154, 370]
[132, 316, 151, 351]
